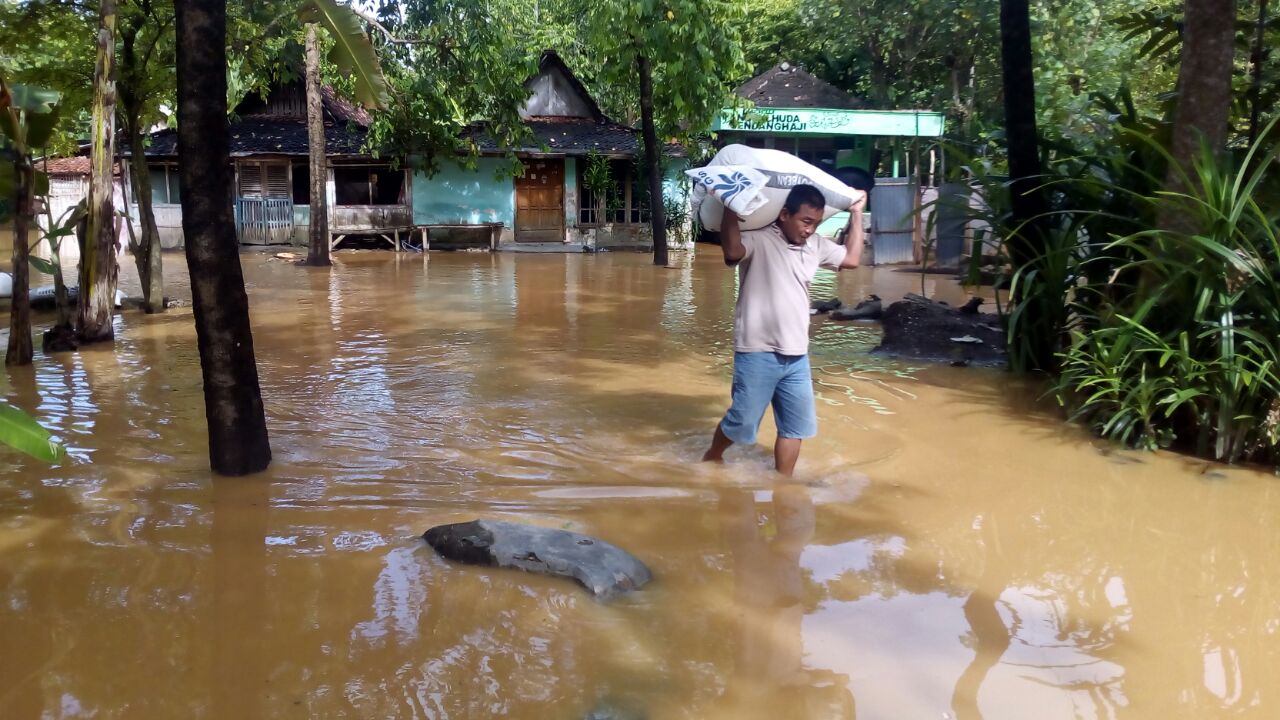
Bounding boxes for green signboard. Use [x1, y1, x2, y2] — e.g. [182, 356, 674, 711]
[713, 107, 945, 138]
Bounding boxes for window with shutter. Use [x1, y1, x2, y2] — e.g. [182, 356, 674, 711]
[238, 163, 264, 197]
[265, 163, 290, 199]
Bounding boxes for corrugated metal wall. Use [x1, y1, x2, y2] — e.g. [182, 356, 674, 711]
[870, 178, 917, 265]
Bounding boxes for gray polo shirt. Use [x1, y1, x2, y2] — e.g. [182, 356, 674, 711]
[733, 224, 846, 356]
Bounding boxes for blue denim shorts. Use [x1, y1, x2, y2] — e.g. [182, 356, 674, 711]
[720, 352, 818, 445]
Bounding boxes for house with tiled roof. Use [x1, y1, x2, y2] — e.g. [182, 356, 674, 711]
[735, 63, 867, 111]
[130, 81, 407, 248]
[413, 50, 685, 250]
[127, 50, 685, 252]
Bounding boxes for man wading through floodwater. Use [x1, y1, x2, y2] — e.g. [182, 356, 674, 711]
[702, 184, 867, 476]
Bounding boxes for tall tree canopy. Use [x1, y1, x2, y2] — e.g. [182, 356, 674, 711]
[573, 0, 748, 264]
[359, 0, 540, 176]
[737, 0, 1196, 149]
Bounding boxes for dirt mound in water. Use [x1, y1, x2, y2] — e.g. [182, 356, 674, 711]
[872, 293, 1006, 367]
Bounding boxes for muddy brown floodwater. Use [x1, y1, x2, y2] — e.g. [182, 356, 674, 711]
[1, 250, 1278, 719]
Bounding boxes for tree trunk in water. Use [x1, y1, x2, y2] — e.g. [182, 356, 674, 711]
[304, 24, 330, 266]
[120, 18, 165, 315]
[1248, 0, 1269, 146]
[999, 0, 1052, 371]
[54, 236, 72, 329]
[54, 208, 76, 330]
[5, 171, 34, 367]
[174, 0, 272, 476]
[78, 0, 119, 344]
[1164, 0, 1237, 199]
[127, 126, 165, 313]
[637, 54, 667, 266]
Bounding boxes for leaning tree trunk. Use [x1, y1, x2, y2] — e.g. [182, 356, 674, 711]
[78, 0, 120, 344]
[5, 169, 33, 367]
[637, 53, 668, 267]
[127, 127, 164, 312]
[53, 222, 74, 330]
[120, 18, 165, 315]
[303, 24, 330, 267]
[999, 0, 1052, 371]
[1164, 0, 1237, 200]
[174, 0, 272, 476]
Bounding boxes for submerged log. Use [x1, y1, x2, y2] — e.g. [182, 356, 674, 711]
[423, 520, 653, 600]
[830, 295, 882, 321]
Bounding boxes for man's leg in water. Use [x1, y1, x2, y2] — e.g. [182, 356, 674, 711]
[774, 437, 802, 476]
[704, 352, 778, 463]
[771, 355, 818, 477]
[702, 423, 734, 463]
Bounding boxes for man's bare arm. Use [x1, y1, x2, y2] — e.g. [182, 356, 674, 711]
[720, 209, 747, 265]
[839, 191, 867, 270]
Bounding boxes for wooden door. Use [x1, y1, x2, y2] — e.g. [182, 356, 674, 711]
[515, 159, 564, 243]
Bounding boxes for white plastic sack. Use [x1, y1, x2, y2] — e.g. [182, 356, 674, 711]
[686, 145, 859, 231]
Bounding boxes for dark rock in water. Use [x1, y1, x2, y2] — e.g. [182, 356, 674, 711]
[41, 324, 78, 354]
[872, 293, 1006, 367]
[810, 297, 843, 314]
[830, 295, 882, 321]
[423, 520, 653, 600]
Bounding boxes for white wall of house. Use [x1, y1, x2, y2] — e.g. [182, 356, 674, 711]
[32, 175, 130, 286]
[150, 207, 185, 250]
[121, 162, 186, 250]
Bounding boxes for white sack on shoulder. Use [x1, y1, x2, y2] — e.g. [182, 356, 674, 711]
[686, 144, 859, 231]
[688, 165, 769, 218]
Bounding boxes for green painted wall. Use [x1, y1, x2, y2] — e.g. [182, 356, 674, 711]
[412, 158, 515, 226]
[662, 162, 687, 205]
